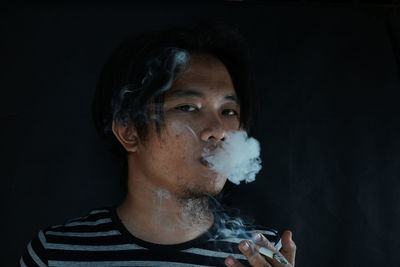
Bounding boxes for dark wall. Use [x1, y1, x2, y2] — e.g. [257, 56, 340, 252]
[2, 3, 399, 266]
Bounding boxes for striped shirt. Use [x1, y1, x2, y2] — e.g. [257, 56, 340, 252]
[20, 206, 282, 267]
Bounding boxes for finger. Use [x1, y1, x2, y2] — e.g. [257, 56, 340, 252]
[238, 240, 271, 267]
[251, 232, 279, 252]
[279, 230, 296, 266]
[225, 256, 247, 267]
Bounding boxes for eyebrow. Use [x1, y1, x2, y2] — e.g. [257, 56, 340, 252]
[166, 89, 238, 103]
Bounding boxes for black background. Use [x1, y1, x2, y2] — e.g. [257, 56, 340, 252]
[2, 2, 400, 266]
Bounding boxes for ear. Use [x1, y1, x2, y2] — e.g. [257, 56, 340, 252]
[112, 120, 139, 153]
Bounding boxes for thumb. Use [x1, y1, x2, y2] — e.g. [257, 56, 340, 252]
[280, 230, 296, 266]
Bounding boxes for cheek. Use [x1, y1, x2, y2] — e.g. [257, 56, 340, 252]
[158, 124, 196, 160]
[171, 129, 201, 166]
[167, 120, 199, 142]
[228, 117, 240, 130]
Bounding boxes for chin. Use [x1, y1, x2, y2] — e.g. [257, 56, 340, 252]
[202, 176, 227, 196]
[208, 182, 226, 195]
[175, 172, 227, 198]
[177, 179, 226, 198]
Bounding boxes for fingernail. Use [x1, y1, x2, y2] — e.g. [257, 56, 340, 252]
[226, 257, 235, 266]
[252, 233, 262, 242]
[242, 241, 250, 251]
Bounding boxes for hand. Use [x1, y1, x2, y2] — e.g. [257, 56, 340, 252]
[224, 230, 296, 267]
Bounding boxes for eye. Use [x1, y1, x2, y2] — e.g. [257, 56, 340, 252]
[222, 109, 238, 116]
[175, 105, 198, 112]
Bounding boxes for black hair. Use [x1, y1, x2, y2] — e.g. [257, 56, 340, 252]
[92, 21, 258, 186]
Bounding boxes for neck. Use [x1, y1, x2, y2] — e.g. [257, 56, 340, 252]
[117, 178, 214, 245]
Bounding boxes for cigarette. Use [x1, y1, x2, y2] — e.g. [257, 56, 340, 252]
[255, 245, 289, 265]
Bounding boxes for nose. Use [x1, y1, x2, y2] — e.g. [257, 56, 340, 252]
[199, 117, 228, 143]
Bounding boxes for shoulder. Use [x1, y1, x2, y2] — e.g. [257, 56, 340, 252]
[47, 207, 113, 231]
[19, 206, 116, 266]
[20, 229, 48, 267]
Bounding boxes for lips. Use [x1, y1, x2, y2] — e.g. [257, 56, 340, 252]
[200, 157, 213, 168]
[200, 144, 221, 168]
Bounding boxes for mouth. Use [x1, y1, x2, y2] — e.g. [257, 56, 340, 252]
[199, 157, 213, 168]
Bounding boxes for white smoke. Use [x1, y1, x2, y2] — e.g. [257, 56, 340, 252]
[202, 130, 262, 185]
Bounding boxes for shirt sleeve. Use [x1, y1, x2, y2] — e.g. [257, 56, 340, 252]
[19, 230, 48, 267]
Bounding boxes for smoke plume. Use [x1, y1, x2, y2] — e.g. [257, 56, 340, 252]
[202, 130, 262, 185]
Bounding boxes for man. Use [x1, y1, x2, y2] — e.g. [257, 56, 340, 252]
[20, 22, 296, 266]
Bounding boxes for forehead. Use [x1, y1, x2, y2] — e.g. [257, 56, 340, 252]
[165, 53, 236, 98]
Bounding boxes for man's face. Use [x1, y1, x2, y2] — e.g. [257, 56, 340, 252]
[133, 53, 240, 198]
